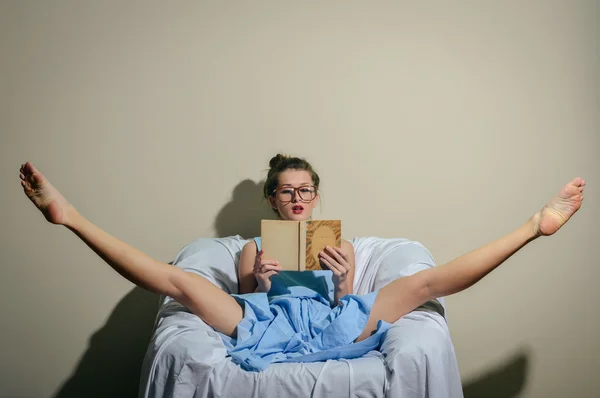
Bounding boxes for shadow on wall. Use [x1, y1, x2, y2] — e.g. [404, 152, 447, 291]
[213, 179, 276, 239]
[463, 349, 530, 398]
[53, 287, 158, 398]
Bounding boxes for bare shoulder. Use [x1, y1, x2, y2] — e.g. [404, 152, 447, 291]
[239, 240, 258, 274]
[240, 240, 258, 260]
[341, 239, 355, 255]
[243, 239, 257, 252]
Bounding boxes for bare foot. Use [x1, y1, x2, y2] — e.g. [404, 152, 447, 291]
[532, 177, 586, 236]
[19, 162, 74, 225]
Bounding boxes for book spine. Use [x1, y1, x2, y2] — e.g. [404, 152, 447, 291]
[299, 221, 306, 271]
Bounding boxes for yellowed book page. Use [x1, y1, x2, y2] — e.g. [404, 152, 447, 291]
[304, 220, 342, 271]
[261, 220, 300, 271]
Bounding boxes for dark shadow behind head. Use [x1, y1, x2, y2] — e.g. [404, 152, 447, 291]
[214, 179, 276, 239]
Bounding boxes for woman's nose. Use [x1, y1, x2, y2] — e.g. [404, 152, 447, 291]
[291, 189, 300, 202]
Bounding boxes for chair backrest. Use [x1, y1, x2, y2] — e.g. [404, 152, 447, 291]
[171, 235, 439, 295]
[351, 236, 437, 293]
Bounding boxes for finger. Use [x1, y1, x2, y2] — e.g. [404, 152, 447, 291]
[263, 270, 279, 279]
[20, 173, 25, 180]
[319, 250, 335, 264]
[261, 264, 282, 272]
[330, 246, 348, 262]
[254, 250, 265, 267]
[319, 254, 343, 276]
[255, 266, 275, 275]
[260, 259, 279, 267]
[327, 246, 349, 269]
[257, 264, 271, 274]
[254, 269, 277, 279]
[319, 257, 340, 275]
[333, 248, 351, 272]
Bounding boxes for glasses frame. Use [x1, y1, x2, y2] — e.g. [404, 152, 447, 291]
[271, 185, 318, 204]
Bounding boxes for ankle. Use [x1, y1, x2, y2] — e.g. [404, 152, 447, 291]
[63, 205, 80, 229]
[528, 212, 543, 239]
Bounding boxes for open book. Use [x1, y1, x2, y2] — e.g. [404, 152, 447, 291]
[261, 220, 342, 271]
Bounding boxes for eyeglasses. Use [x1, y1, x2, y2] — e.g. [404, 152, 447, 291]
[272, 185, 317, 203]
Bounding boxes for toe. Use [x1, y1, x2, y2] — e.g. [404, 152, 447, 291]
[24, 162, 37, 174]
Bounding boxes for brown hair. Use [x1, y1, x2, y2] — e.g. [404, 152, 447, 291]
[263, 154, 320, 213]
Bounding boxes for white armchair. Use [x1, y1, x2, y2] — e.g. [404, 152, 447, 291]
[138, 236, 463, 398]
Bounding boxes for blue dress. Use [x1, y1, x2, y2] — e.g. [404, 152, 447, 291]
[217, 238, 391, 372]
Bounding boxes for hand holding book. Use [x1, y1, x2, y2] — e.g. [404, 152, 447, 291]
[318, 246, 351, 281]
[252, 249, 282, 293]
[318, 245, 352, 295]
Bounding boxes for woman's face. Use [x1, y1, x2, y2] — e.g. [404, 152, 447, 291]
[269, 169, 319, 221]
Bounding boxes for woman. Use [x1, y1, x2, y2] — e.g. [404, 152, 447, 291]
[19, 155, 585, 372]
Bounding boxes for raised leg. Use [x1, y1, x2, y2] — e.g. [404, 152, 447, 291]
[357, 177, 586, 341]
[19, 162, 242, 336]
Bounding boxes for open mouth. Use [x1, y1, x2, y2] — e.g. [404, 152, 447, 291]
[292, 205, 304, 214]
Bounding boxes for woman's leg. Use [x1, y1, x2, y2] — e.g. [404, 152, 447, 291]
[19, 162, 242, 336]
[356, 177, 586, 342]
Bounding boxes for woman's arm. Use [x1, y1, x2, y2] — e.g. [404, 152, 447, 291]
[238, 241, 282, 294]
[335, 240, 355, 304]
[238, 242, 259, 294]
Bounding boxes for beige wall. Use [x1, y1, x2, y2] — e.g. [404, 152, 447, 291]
[1, 1, 598, 397]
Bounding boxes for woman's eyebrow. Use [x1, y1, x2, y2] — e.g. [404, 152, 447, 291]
[280, 183, 312, 187]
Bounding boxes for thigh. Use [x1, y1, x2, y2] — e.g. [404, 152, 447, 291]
[176, 271, 243, 338]
[355, 274, 430, 342]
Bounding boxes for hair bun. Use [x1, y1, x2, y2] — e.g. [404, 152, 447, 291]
[269, 154, 287, 169]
